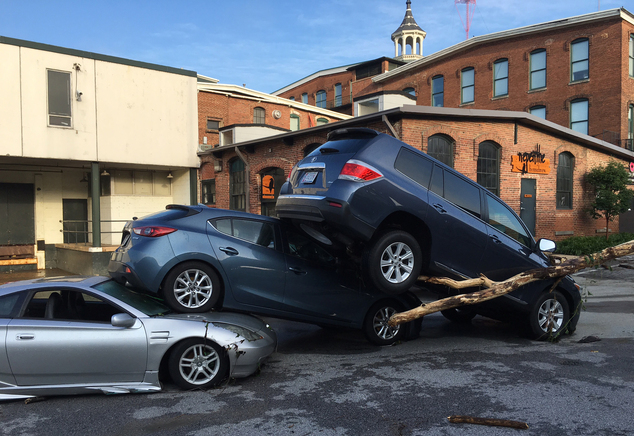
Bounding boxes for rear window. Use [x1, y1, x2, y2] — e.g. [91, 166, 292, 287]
[395, 148, 433, 188]
[138, 208, 193, 221]
[306, 139, 368, 157]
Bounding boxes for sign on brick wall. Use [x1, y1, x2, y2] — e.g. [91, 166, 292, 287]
[511, 145, 551, 175]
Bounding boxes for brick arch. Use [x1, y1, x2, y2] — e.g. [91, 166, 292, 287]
[563, 34, 593, 52]
[421, 126, 460, 153]
[473, 133, 505, 159]
[563, 94, 591, 110]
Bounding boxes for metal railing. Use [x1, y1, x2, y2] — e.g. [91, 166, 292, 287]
[60, 219, 129, 245]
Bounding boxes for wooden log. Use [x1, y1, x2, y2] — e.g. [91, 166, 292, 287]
[447, 415, 529, 430]
[389, 240, 634, 326]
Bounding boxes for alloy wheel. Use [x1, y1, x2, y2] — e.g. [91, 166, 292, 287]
[178, 343, 221, 385]
[380, 242, 414, 284]
[173, 269, 213, 309]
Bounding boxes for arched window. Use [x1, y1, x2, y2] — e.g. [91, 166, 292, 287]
[427, 134, 454, 168]
[316, 90, 327, 108]
[556, 152, 574, 209]
[316, 117, 328, 125]
[571, 38, 589, 82]
[230, 159, 246, 211]
[570, 98, 589, 134]
[403, 87, 416, 96]
[530, 105, 546, 119]
[530, 49, 546, 90]
[477, 141, 500, 196]
[253, 107, 265, 124]
[493, 59, 508, 97]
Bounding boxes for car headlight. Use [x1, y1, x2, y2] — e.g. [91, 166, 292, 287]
[216, 324, 263, 341]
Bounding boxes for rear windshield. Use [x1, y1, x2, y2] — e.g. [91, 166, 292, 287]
[138, 208, 193, 221]
[307, 139, 369, 157]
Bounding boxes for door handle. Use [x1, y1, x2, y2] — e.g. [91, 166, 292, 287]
[433, 203, 447, 214]
[219, 247, 239, 256]
[17, 334, 35, 340]
[489, 235, 502, 244]
[289, 267, 307, 275]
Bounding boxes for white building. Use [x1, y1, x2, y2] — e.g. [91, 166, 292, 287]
[0, 36, 199, 274]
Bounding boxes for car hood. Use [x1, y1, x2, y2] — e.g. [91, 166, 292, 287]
[161, 311, 271, 333]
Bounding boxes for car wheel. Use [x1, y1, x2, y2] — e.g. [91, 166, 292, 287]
[441, 307, 477, 324]
[365, 230, 422, 295]
[163, 262, 221, 313]
[168, 339, 228, 390]
[528, 291, 570, 340]
[363, 301, 405, 346]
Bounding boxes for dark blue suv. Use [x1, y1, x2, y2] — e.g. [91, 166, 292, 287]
[276, 128, 581, 339]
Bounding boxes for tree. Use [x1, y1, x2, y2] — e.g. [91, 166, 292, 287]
[586, 161, 634, 240]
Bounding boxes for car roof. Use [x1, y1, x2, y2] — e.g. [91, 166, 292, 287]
[161, 204, 282, 224]
[0, 275, 110, 295]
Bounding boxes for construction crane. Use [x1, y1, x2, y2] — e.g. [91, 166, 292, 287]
[455, 0, 476, 40]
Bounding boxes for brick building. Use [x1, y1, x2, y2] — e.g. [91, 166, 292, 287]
[273, 5, 634, 152]
[199, 106, 634, 241]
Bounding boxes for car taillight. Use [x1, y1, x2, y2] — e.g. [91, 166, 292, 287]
[339, 160, 383, 182]
[132, 226, 177, 237]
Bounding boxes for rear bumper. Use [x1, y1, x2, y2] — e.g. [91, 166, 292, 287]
[275, 194, 375, 241]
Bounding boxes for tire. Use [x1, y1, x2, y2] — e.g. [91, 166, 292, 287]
[168, 338, 228, 390]
[363, 301, 406, 346]
[441, 307, 477, 324]
[365, 230, 422, 295]
[528, 291, 570, 340]
[163, 262, 221, 313]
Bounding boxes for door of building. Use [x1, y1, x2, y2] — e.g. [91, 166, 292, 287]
[62, 199, 88, 243]
[520, 178, 536, 236]
[0, 183, 35, 246]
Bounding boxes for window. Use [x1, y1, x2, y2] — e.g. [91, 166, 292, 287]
[289, 96, 295, 101]
[301, 93, 308, 104]
[431, 75, 444, 107]
[316, 90, 327, 108]
[493, 59, 508, 97]
[570, 99, 588, 134]
[444, 172, 481, 218]
[477, 141, 500, 196]
[206, 119, 220, 131]
[47, 70, 72, 127]
[627, 105, 633, 151]
[230, 159, 246, 211]
[403, 87, 416, 96]
[556, 152, 574, 209]
[109, 171, 171, 196]
[290, 114, 300, 131]
[213, 218, 275, 249]
[571, 38, 589, 82]
[530, 49, 546, 90]
[334, 83, 342, 107]
[461, 68, 474, 104]
[356, 63, 381, 80]
[486, 195, 531, 247]
[395, 148, 433, 188]
[530, 105, 546, 119]
[253, 107, 265, 124]
[630, 34, 634, 77]
[427, 134, 454, 168]
[202, 179, 216, 205]
[316, 117, 328, 125]
[285, 228, 334, 264]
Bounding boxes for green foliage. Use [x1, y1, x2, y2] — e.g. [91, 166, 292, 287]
[555, 233, 634, 256]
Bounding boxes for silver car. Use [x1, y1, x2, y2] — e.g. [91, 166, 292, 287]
[0, 276, 276, 401]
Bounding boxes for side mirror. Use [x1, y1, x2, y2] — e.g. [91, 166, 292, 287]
[538, 238, 557, 253]
[111, 313, 137, 328]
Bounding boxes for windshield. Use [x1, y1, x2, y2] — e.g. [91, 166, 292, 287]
[92, 280, 170, 316]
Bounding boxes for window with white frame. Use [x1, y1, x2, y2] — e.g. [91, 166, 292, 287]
[290, 114, 300, 131]
[47, 69, 72, 127]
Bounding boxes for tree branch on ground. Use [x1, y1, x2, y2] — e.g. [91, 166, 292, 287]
[388, 240, 634, 326]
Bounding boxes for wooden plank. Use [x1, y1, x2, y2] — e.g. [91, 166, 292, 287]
[0, 258, 38, 266]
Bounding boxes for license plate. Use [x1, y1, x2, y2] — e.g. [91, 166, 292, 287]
[301, 171, 318, 184]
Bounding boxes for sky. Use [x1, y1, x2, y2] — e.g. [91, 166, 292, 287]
[1, 0, 624, 94]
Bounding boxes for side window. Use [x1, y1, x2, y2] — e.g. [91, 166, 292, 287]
[285, 229, 334, 265]
[0, 293, 21, 318]
[429, 165, 443, 196]
[487, 195, 531, 247]
[213, 219, 275, 249]
[394, 148, 433, 188]
[444, 172, 481, 218]
[22, 290, 119, 322]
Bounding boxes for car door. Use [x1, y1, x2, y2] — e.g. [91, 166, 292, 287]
[207, 217, 286, 307]
[5, 289, 147, 386]
[426, 165, 488, 278]
[281, 226, 368, 324]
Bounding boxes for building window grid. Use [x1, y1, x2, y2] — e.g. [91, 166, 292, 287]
[301, 93, 308, 104]
[530, 49, 547, 90]
[427, 135, 454, 168]
[334, 83, 342, 107]
[627, 105, 634, 151]
[316, 90, 327, 108]
[230, 159, 246, 212]
[431, 75, 444, 107]
[556, 153, 574, 210]
[493, 59, 508, 98]
[570, 99, 589, 134]
[477, 142, 500, 197]
[629, 35, 634, 78]
[202, 179, 216, 205]
[530, 105, 547, 119]
[461, 68, 475, 104]
[570, 39, 589, 82]
[253, 107, 265, 124]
